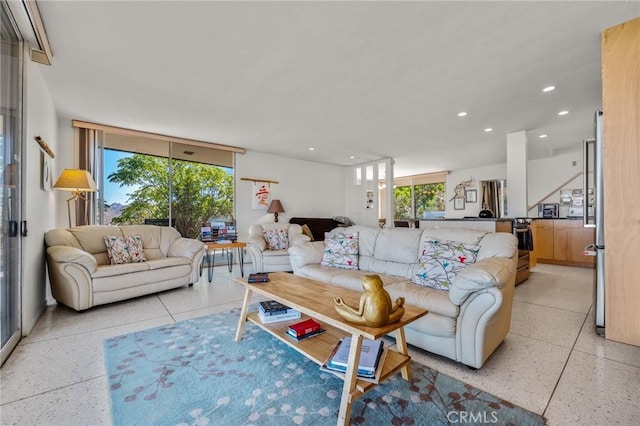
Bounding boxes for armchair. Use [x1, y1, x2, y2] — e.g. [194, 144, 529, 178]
[246, 223, 310, 273]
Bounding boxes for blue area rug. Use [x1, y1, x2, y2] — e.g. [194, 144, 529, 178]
[104, 309, 544, 425]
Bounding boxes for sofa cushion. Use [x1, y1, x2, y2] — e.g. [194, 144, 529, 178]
[103, 235, 147, 265]
[321, 233, 359, 270]
[263, 229, 289, 250]
[146, 257, 190, 270]
[120, 225, 176, 260]
[331, 225, 380, 257]
[69, 226, 124, 266]
[373, 228, 422, 263]
[412, 238, 480, 290]
[92, 264, 191, 292]
[296, 264, 403, 292]
[477, 232, 518, 260]
[92, 262, 149, 278]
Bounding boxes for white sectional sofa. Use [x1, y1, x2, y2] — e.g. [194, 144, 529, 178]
[45, 225, 205, 311]
[288, 225, 518, 368]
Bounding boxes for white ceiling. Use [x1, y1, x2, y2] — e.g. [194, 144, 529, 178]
[37, 1, 639, 177]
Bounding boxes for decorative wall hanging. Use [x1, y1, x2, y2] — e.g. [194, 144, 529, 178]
[465, 189, 477, 203]
[252, 181, 271, 210]
[42, 153, 51, 191]
[35, 136, 55, 158]
[454, 197, 465, 210]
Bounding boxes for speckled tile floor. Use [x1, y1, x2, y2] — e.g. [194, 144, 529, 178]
[1, 264, 638, 425]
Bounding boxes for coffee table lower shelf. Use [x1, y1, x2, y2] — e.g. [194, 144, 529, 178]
[245, 312, 411, 395]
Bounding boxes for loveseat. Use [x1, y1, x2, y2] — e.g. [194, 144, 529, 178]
[45, 225, 205, 311]
[246, 223, 310, 273]
[288, 225, 518, 368]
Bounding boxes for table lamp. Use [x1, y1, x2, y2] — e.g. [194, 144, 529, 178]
[53, 169, 98, 227]
[267, 199, 285, 223]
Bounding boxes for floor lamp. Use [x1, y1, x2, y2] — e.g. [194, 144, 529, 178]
[53, 169, 98, 228]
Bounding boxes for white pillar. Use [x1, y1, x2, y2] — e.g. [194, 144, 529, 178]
[506, 131, 528, 217]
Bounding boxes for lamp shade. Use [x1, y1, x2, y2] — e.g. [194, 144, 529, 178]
[267, 199, 284, 213]
[53, 169, 98, 192]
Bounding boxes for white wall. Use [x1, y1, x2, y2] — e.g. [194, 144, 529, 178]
[234, 151, 345, 240]
[55, 119, 76, 227]
[445, 163, 506, 218]
[22, 60, 59, 333]
[445, 146, 583, 219]
[527, 147, 583, 217]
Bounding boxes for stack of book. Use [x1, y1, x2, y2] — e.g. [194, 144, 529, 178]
[248, 273, 269, 283]
[322, 337, 385, 380]
[286, 318, 325, 341]
[257, 300, 301, 324]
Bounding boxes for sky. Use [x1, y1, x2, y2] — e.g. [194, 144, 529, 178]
[103, 149, 135, 205]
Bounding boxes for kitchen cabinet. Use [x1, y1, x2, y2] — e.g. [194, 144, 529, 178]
[534, 220, 555, 260]
[533, 219, 595, 268]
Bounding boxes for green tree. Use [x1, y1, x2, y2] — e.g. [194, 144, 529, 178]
[108, 154, 233, 238]
[394, 186, 413, 219]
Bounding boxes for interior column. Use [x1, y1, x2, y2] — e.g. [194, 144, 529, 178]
[506, 131, 528, 217]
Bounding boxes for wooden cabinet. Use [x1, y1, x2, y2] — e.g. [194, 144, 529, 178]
[534, 220, 555, 260]
[533, 219, 595, 268]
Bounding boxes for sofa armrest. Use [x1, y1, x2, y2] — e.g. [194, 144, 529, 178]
[168, 238, 206, 283]
[289, 233, 311, 247]
[449, 257, 515, 306]
[168, 237, 204, 258]
[247, 235, 267, 251]
[288, 241, 326, 273]
[46, 246, 97, 311]
[47, 246, 98, 273]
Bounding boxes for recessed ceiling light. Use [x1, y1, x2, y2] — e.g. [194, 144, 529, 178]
[457, 112, 468, 117]
[349, 156, 355, 159]
[308, 147, 315, 151]
[484, 128, 493, 132]
[558, 110, 569, 116]
[542, 86, 556, 92]
[539, 134, 548, 138]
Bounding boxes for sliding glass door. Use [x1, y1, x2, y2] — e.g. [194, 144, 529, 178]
[1, 2, 23, 366]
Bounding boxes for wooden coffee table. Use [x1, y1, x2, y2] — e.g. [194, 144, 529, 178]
[234, 272, 428, 426]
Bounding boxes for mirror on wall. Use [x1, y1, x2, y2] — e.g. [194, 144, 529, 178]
[480, 180, 508, 218]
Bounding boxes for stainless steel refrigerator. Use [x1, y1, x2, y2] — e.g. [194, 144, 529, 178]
[583, 110, 605, 335]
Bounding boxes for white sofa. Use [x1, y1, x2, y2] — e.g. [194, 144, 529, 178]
[246, 223, 310, 273]
[288, 225, 518, 369]
[45, 225, 205, 311]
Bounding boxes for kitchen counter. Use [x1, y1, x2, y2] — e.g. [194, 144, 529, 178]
[421, 217, 513, 222]
[419, 218, 513, 233]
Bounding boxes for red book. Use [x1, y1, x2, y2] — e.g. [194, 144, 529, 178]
[288, 318, 321, 337]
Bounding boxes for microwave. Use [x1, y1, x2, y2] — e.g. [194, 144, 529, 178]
[538, 203, 559, 218]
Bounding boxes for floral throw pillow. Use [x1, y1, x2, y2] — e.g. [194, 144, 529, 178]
[321, 233, 359, 270]
[412, 238, 480, 290]
[104, 235, 147, 265]
[263, 229, 289, 250]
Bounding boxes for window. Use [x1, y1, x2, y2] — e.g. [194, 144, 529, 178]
[99, 133, 235, 238]
[391, 172, 447, 220]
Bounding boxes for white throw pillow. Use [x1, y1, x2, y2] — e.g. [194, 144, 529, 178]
[412, 238, 479, 290]
[321, 233, 359, 270]
[263, 229, 289, 250]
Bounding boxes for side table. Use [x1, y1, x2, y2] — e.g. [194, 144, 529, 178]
[202, 241, 247, 282]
